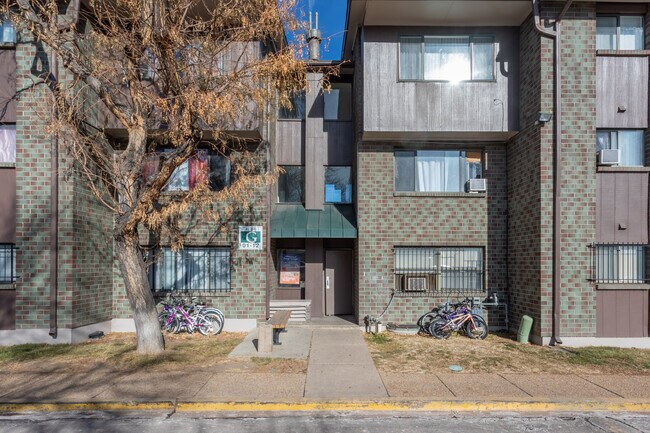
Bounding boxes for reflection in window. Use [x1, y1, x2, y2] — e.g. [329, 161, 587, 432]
[324, 83, 352, 120]
[596, 15, 644, 50]
[279, 91, 306, 120]
[0, 125, 16, 163]
[596, 130, 644, 166]
[324, 166, 352, 203]
[0, 17, 15, 44]
[278, 165, 304, 203]
[395, 150, 482, 193]
[400, 35, 495, 81]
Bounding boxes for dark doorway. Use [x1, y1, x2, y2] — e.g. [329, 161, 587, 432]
[325, 250, 353, 316]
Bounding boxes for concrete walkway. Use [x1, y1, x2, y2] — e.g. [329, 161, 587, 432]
[304, 328, 387, 399]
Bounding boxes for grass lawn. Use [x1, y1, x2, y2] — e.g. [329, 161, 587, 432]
[0, 333, 307, 374]
[364, 331, 650, 375]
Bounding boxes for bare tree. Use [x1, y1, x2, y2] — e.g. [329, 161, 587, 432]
[3, 0, 307, 354]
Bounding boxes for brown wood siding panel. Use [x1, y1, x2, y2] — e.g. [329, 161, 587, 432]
[596, 172, 648, 243]
[276, 121, 305, 165]
[597, 289, 649, 337]
[363, 26, 519, 133]
[0, 50, 16, 123]
[305, 239, 324, 317]
[324, 121, 354, 165]
[597, 56, 648, 128]
[305, 73, 325, 209]
[275, 287, 302, 300]
[0, 289, 15, 330]
[0, 168, 15, 244]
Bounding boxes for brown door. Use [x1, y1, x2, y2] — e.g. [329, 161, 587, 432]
[325, 250, 353, 316]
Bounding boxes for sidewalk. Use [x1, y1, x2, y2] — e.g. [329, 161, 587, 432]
[0, 326, 649, 412]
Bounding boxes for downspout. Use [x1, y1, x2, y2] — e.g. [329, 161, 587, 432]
[49, 0, 80, 338]
[531, 0, 572, 346]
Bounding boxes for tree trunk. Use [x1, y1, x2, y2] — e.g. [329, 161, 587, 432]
[115, 236, 165, 354]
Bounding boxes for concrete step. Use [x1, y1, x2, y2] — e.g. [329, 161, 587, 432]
[270, 300, 311, 323]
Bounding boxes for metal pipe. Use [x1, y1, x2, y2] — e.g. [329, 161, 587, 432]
[49, 0, 80, 338]
[530, 0, 572, 346]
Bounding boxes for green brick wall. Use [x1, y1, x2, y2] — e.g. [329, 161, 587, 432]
[356, 142, 508, 326]
[509, 4, 597, 340]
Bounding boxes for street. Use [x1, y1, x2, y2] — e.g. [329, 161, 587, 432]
[0, 411, 648, 433]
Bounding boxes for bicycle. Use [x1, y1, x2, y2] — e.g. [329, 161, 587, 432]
[428, 301, 488, 340]
[157, 295, 225, 335]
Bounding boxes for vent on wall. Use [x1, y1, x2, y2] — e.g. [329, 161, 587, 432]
[598, 149, 620, 166]
[466, 178, 487, 193]
[404, 276, 428, 292]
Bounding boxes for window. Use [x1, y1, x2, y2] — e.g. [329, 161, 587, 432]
[148, 247, 230, 292]
[142, 149, 230, 192]
[0, 125, 15, 164]
[278, 250, 305, 287]
[0, 244, 16, 284]
[395, 150, 483, 193]
[399, 35, 495, 81]
[278, 165, 304, 203]
[594, 244, 646, 284]
[323, 83, 352, 120]
[394, 247, 483, 295]
[597, 15, 644, 50]
[279, 91, 306, 120]
[324, 166, 352, 203]
[0, 16, 15, 45]
[596, 130, 644, 166]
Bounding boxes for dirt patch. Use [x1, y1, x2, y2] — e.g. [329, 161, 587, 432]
[364, 332, 650, 375]
[0, 332, 306, 374]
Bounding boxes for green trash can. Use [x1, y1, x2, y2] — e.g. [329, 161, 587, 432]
[517, 315, 533, 344]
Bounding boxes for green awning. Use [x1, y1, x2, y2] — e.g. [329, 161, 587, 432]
[271, 204, 357, 238]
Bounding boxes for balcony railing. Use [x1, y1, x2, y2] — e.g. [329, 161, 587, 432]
[590, 243, 650, 284]
[0, 244, 16, 284]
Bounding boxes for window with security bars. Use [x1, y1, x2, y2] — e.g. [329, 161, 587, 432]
[394, 247, 484, 295]
[0, 244, 16, 284]
[148, 247, 231, 292]
[593, 244, 648, 284]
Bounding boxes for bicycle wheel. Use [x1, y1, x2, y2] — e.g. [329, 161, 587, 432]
[429, 318, 452, 339]
[464, 316, 489, 340]
[416, 312, 438, 335]
[201, 308, 225, 323]
[195, 315, 216, 336]
[201, 312, 224, 335]
[158, 311, 172, 331]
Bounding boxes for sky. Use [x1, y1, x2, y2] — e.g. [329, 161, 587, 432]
[287, 0, 348, 61]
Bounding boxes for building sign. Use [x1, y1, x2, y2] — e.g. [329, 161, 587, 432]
[279, 251, 303, 286]
[239, 226, 263, 250]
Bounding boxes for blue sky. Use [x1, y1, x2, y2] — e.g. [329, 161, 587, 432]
[287, 0, 348, 61]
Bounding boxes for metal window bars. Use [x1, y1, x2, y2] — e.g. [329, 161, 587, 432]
[0, 244, 16, 284]
[147, 247, 231, 293]
[590, 243, 649, 284]
[394, 247, 485, 296]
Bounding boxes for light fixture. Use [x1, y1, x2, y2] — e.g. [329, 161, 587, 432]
[536, 112, 553, 125]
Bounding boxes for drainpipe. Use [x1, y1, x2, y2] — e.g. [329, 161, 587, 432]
[531, 0, 572, 346]
[49, 0, 80, 338]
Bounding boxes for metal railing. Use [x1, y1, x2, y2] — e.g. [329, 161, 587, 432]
[394, 246, 485, 296]
[0, 244, 16, 284]
[591, 243, 649, 284]
[148, 247, 231, 293]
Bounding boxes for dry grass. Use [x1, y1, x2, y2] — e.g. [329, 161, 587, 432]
[364, 332, 650, 375]
[0, 333, 307, 374]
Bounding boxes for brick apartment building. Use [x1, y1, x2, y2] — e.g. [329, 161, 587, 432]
[1, 0, 650, 347]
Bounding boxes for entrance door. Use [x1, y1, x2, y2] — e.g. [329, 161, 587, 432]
[325, 250, 353, 316]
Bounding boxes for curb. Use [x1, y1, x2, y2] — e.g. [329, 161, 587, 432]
[1, 401, 650, 413]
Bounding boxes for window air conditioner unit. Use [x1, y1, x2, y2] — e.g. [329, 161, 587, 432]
[466, 178, 487, 193]
[404, 276, 428, 292]
[598, 149, 620, 166]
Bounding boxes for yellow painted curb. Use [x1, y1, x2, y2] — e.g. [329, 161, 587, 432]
[1, 400, 649, 413]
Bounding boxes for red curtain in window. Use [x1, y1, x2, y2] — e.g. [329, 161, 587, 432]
[142, 154, 160, 182]
[189, 150, 209, 190]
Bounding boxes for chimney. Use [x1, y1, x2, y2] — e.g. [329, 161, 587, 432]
[307, 12, 322, 61]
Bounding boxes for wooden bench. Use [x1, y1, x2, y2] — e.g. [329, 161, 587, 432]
[258, 310, 291, 353]
[268, 310, 291, 345]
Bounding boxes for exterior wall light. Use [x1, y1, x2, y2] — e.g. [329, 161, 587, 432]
[536, 112, 553, 125]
